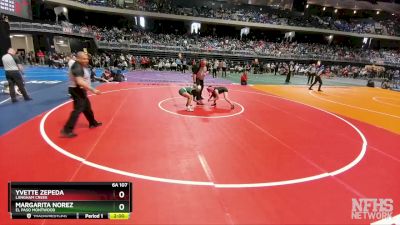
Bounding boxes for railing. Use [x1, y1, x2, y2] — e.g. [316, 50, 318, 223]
[9, 22, 93, 38]
[97, 41, 400, 67]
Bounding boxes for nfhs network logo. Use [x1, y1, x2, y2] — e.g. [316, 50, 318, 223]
[351, 198, 393, 220]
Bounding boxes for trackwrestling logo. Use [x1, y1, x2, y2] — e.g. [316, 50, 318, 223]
[352, 198, 393, 220]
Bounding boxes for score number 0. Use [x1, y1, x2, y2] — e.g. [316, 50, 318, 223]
[118, 191, 125, 210]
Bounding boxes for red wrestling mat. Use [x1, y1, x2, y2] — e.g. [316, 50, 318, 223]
[0, 82, 399, 224]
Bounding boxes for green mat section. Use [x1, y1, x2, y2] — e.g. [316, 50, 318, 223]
[223, 72, 368, 87]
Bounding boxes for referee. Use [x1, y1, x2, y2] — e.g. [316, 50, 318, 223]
[1, 48, 32, 103]
[192, 59, 207, 104]
[61, 52, 102, 138]
[309, 65, 324, 92]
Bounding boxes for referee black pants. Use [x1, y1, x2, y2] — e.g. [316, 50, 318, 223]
[285, 71, 291, 83]
[63, 87, 98, 133]
[310, 76, 323, 91]
[5, 71, 30, 101]
[195, 79, 204, 100]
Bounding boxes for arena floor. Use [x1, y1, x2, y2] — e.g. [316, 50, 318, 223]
[0, 67, 399, 224]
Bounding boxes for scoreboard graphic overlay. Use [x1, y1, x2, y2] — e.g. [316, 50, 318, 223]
[8, 182, 132, 220]
[0, 0, 32, 19]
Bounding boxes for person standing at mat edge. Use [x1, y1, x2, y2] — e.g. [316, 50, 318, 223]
[1, 48, 32, 103]
[61, 52, 102, 138]
[309, 64, 324, 92]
